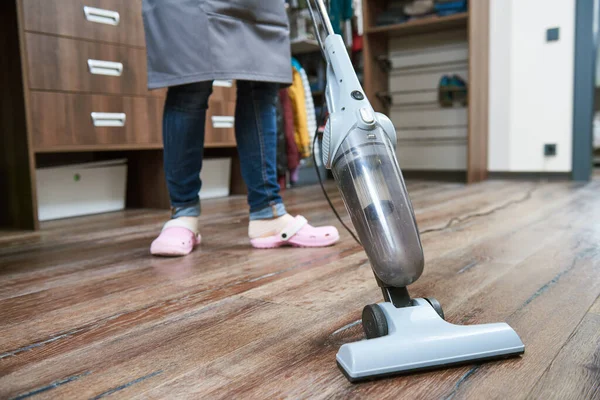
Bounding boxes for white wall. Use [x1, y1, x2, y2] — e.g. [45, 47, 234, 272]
[488, 0, 576, 172]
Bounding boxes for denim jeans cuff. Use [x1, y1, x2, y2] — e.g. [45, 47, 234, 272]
[171, 201, 201, 219]
[249, 202, 287, 220]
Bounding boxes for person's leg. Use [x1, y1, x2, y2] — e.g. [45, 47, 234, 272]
[151, 81, 212, 256]
[235, 80, 339, 247]
[234, 80, 286, 219]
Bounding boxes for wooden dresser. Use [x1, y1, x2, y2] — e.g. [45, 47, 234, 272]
[1, 0, 239, 230]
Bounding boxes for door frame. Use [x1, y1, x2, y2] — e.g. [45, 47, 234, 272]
[572, 0, 598, 181]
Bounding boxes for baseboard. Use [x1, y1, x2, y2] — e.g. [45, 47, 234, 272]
[487, 172, 571, 181]
[401, 170, 467, 182]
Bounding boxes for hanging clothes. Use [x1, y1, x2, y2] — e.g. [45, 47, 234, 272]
[279, 88, 300, 171]
[288, 69, 311, 158]
[329, 0, 353, 35]
[434, 0, 467, 16]
[353, 0, 363, 36]
[292, 58, 317, 147]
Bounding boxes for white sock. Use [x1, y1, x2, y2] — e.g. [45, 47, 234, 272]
[163, 216, 199, 235]
[248, 214, 295, 239]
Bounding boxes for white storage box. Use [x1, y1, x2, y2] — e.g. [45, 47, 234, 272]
[390, 62, 468, 106]
[392, 90, 439, 105]
[391, 106, 468, 129]
[389, 43, 469, 69]
[390, 64, 468, 92]
[36, 159, 127, 221]
[389, 29, 467, 54]
[396, 139, 467, 170]
[389, 29, 468, 70]
[396, 127, 467, 141]
[200, 158, 232, 200]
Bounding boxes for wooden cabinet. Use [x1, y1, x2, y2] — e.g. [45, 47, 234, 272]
[0, 0, 238, 230]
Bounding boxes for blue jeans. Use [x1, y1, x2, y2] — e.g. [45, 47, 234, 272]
[163, 80, 286, 220]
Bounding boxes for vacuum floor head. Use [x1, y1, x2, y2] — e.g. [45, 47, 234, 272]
[336, 299, 525, 382]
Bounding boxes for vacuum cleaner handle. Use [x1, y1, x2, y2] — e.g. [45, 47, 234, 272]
[305, 0, 397, 164]
[305, 1, 372, 112]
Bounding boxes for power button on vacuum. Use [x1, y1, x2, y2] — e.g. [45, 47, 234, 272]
[351, 90, 364, 100]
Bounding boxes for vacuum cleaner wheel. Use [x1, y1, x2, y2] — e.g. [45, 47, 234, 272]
[362, 304, 389, 339]
[425, 297, 445, 320]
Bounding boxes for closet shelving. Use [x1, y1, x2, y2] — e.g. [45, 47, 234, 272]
[367, 11, 468, 35]
[291, 38, 321, 54]
[362, 1, 489, 183]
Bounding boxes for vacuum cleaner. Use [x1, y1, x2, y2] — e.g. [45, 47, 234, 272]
[305, 0, 525, 382]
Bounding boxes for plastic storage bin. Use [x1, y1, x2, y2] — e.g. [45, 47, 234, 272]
[36, 159, 127, 221]
[199, 158, 232, 199]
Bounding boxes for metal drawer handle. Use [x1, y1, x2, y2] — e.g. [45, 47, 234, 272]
[212, 116, 234, 129]
[213, 80, 233, 88]
[87, 59, 123, 76]
[91, 112, 126, 127]
[83, 6, 120, 26]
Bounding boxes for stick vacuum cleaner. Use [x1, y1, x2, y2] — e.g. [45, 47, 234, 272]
[305, 0, 525, 382]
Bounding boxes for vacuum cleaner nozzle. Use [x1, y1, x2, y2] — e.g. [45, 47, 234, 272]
[336, 300, 525, 382]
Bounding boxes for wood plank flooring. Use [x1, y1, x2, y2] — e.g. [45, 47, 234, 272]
[1, 178, 599, 399]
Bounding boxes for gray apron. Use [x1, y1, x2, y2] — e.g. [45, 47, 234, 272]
[142, 0, 293, 89]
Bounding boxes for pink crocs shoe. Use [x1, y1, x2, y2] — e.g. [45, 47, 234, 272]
[250, 216, 339, 249]
[150, 220, 201, 257]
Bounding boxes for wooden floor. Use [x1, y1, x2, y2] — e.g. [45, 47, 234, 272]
[1, 178, 599, 399]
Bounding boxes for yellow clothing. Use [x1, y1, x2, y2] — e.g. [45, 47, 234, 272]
[288, 69, 310, 158]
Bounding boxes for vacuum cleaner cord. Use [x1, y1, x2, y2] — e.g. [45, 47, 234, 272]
[312, 110, 362, 247]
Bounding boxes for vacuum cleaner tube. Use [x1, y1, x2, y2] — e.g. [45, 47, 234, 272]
[332, 128, 424, 287]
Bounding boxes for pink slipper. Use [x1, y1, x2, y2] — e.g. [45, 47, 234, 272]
[150, 227, 201, 257]
[250, 216, 339, 249]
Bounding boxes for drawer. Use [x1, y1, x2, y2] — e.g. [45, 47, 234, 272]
[22, 0, 145, 47]
[389, 29, 467, 55]
[205, 100, 236, 147]
[396, 139, 467, 171]
[397, 128, 467, 141]
[392, 91, 438, 106]
[26, 33, 155, 96]
[212, 80, 237, 103]
[30, 91, 164, 150]
[390, 64, 468, 92]
[389, 43, 469, 69]
[391, 106, 467, 129]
